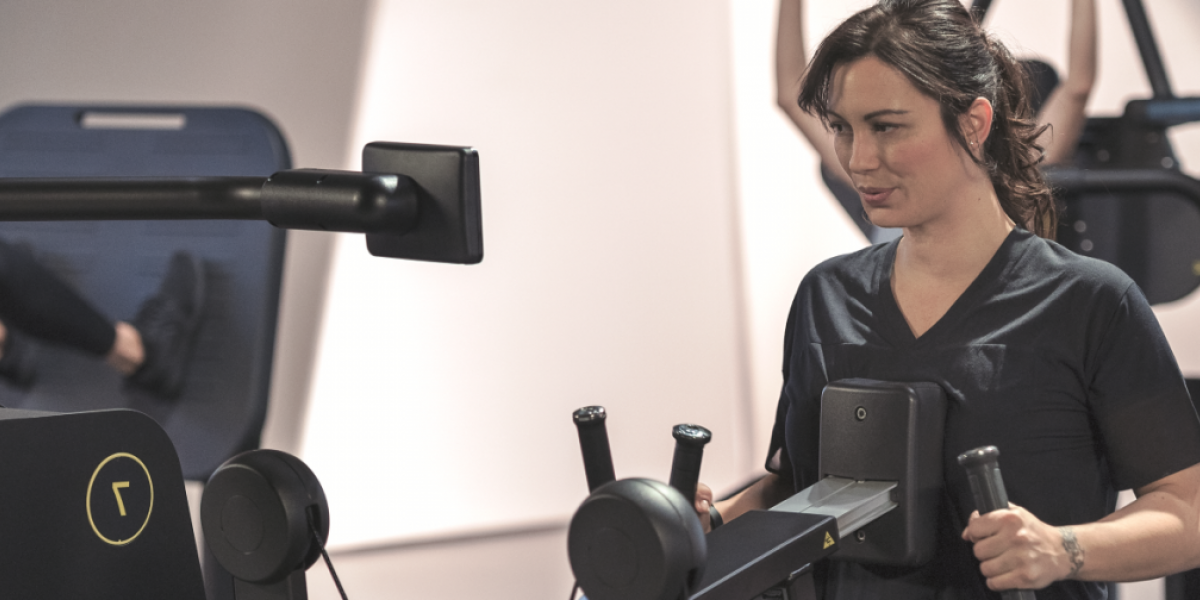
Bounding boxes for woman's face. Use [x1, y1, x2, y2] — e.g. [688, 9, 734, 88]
[826, 55, 979, 231]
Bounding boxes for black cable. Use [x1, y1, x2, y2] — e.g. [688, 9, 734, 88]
[310, 518, 350, 600]
[569, 581, 580, 600]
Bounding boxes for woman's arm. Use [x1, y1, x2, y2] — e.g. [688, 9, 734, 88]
[1037, 0, 1097, 166]
[775, 0, 845, 184]
[694, 473, 793, 532]
[964, 462, 1200, 590]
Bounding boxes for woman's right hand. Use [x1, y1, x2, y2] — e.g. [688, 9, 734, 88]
[694, 482, 716, 532]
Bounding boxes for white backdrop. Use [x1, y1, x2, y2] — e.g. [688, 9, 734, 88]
[301, 0, 757, 548]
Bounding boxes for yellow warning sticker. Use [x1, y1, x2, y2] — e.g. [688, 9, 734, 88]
[823, 532, 836, 549]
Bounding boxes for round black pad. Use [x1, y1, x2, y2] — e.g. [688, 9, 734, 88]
[568, 478, 705, 600]
[201, 449, 329, 584]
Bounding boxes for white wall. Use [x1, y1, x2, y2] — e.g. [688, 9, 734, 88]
[301, 0, 757, 549]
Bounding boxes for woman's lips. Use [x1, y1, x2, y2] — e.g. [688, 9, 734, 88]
[858, 187, 894, 205]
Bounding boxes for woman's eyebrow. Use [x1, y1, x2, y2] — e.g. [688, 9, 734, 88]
[826, 108, 910, 122]
[864, 109, 909, 120]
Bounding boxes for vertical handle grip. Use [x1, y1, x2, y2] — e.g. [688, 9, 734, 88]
[667, 424, 711, 506]
[957, 446, 1036, 600]
[573, 406, 616, 493]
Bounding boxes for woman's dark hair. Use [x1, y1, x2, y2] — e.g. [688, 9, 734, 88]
[797, 0, 1057, 238]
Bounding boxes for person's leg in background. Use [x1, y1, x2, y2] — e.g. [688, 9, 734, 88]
[0, 240, 205, 398]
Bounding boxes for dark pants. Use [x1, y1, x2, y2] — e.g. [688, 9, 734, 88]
[0, 240, 114, 355]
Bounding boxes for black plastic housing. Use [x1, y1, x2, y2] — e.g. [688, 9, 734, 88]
[201, 449, 330, 600]
[202, 450, 329, 584]
[0, 408, 206, 599]
[818, 379, 946, 566]
[690, 510, 837, 600]
[363, 141, 482, 263]
[568, 478, 705, 600]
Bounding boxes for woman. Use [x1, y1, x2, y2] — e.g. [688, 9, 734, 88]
[697, 1, 1200, 598]
[775, 0, 1096, 243]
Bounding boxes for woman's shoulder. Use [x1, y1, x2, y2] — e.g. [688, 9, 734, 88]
[1011, 231, 1138, 299]
[794, 241, 894, 302]
[805, 241, 892, 282]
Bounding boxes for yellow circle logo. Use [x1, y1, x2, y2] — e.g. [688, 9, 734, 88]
[86, 452, 154, 546]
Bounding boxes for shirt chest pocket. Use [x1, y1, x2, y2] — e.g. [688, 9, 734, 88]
[816, 342, 1080, 415]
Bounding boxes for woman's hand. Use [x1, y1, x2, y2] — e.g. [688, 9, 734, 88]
[962, 504, 1074, 591]
[694, 482, 716, 532]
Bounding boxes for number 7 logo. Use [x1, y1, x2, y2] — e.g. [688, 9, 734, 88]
[112, 481, 131, 517]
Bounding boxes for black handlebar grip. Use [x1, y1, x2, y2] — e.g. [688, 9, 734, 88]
[667, 424, 712, 506]
[573, 406, 616, 493]
[957, 446, 1036, 600]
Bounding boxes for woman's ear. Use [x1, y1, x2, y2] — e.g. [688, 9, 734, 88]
[961, 97, 994, 149]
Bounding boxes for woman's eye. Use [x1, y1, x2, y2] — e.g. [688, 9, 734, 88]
[873, 122, 898, 133]
[829, 122, 848, 134]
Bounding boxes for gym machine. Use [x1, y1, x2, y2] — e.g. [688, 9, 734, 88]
[974, 0, 1200, 306]
[0, 406, 340, 600]
[0, 138, 483, 598]
[567, 379, 1035, 600]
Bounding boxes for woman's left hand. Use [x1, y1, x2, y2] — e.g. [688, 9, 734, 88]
[961, 504, 1074, 591]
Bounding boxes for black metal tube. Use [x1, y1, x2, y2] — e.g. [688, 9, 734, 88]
[0, 177, 264, 221]
[0, 170, 422, 236]
[958, 447, 1036, 600]
[573, 406, 616, 493]
[1122, 0, 1173, 99]
[958, 446, 1010, 513]
[261, 169, 418, 234]
[1044, 167, 1200, 207]
[668, 424, 712, 506]
[1124, 98, 1200, 128]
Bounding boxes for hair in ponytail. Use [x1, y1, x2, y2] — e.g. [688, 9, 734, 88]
[796, 0, 1058, 238]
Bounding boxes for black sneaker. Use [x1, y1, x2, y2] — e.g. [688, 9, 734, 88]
[0, 328, 36, 390]
[126, 252, 206, 399]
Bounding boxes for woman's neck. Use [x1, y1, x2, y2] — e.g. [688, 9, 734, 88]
[895, 184, 1014, 283]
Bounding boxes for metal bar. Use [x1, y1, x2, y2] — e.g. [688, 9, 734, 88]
[0, 177, 264, 221]
[1122, 0, 1173, 99]
[771, 476, 898, 538]
[0, 170, 419, 235]
[1043, 167, 1200, 204]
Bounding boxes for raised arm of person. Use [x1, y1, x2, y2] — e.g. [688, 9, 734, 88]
[1037, 0, 1097, 165]
[965, 463, 1200, 589]
[776, 0, 846, 185]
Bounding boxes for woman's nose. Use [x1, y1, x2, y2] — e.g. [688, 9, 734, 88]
[847, 136, 879, 173]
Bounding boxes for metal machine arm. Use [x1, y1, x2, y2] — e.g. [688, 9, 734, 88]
[0, 141, 482, 264]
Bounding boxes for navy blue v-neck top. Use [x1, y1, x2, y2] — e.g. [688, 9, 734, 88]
[769, 228, 1200, 599]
